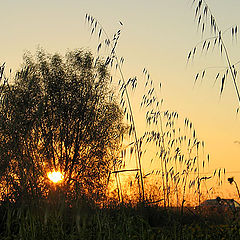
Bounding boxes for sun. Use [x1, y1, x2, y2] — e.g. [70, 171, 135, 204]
[47, 171, 64, 183]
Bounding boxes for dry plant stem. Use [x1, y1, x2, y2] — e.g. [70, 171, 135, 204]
[197, 0, 240, 105]
[112, 169, 140, 174]
[113, 164, 122, 202]
[197, 154, 201, 207]
[117, 173, 123, 202]
[182, 173, 188, 209]
[164, 160, 169, 207]
[203, 180, 211, 199]
[160, 154, 166, 208]
[86, 15, 145, 202]
[174, 161, 179, 208]
[155, 96, 167, 207]
[114, 64, 145, 203]
[147, 75, 168, 207]
[220, 40, 240, 103]
[233, 180, 240, 198]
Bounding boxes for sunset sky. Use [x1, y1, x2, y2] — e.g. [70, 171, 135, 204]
[1, 0, 240, 196]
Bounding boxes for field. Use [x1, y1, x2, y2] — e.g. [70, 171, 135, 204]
[1, 199, 240, 240]
[1, 1, 240, 239]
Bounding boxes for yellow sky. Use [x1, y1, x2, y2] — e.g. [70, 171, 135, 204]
[1, 0, 240, 198]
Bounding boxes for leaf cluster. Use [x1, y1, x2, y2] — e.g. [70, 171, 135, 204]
[0, 49, 126, 203]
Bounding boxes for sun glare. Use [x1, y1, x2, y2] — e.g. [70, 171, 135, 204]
[47, 171, 64, 183]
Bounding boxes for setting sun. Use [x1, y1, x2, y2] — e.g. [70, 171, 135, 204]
[47, 171, 64, 183]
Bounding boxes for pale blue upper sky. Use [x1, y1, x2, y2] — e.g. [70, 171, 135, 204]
[1, 0, 240, 194]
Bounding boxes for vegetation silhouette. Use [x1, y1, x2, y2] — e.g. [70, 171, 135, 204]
[0, 48, 126, 203]
[0, 2, 238, 238]
[189, 0, 240, 109]
[84, 14, 224, 210]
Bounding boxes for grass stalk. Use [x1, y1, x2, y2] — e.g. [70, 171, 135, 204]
[85, 14, 145, 203]
[190, 0, 240, 106]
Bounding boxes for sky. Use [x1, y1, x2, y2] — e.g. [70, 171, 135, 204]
[1, 0, 240, 197]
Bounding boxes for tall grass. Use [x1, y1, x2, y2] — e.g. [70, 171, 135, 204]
[189, 0, 240, 108]
[0, 7, 236, 240]
[85, 14, 145, 203]
[1, 200, 240, 240]
[84, 14, 222, 209]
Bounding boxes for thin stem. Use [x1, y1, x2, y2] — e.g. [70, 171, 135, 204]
[118, 64, 145, 202]
[145, 72, 167, 207]
[200, 0, 240, 105]
[220, 39, 240, 103]
[87, 15, 145, 202]
[233, 180, 240, 198]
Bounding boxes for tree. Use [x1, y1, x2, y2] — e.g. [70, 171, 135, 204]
[0, 49, 126, 203]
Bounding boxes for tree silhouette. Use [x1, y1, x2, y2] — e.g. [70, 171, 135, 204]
[0, 49, 126, 203]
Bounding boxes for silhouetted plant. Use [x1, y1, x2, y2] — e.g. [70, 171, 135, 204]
[85, 14, 146, 202]
[189, 0, 240, 109]
[139, 69, 212, 208]
[0, 49, 126, 203]
[228, 177, 240, 198]
[84, 14, 216, 208]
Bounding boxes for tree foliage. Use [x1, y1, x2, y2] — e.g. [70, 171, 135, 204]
[0, 49, 126, 203]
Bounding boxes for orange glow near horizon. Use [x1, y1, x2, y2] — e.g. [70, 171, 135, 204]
[47, 171, 64, 183]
